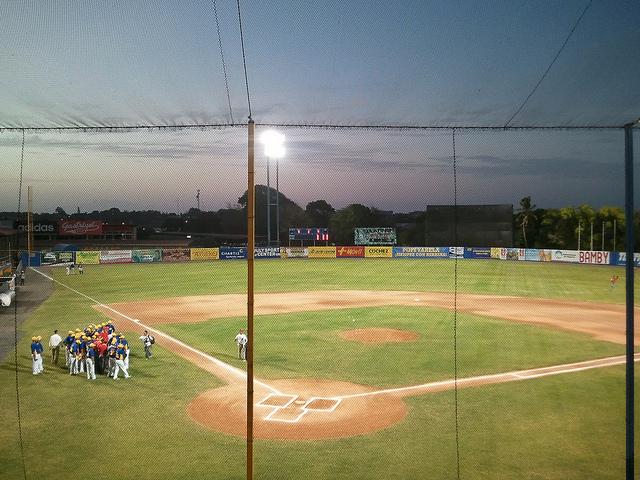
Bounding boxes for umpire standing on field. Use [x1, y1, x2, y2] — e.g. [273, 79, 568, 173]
[234, 329, 248, 361]
[48, 330, 63, 365]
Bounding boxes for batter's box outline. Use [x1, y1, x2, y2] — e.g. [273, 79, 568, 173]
[257, 394, 297, 409]
[304, 397, 342, 412]
[257, 394, 343, 423]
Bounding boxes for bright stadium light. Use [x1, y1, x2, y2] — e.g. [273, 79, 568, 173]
[261, 131, 285, 246]
[261, 130, 285, 158]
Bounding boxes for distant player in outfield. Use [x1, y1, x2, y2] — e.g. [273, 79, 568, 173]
[610, 275, 619, 289]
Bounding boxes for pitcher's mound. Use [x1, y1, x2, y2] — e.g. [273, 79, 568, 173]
[188, 378, 407, 440]
[340, 328, 418, 343]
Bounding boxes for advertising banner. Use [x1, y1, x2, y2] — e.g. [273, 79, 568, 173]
[308, 246, 336, 258]
[282, 247, 308, 258]
[504, 248, 519, 260]
[550, 249, 580, 263]
[336, 246, 365, 258]
[162, 248, 191, 262]
[220, 247, 247, 260]
[365, 246, 393, 258]
[520, 249, 545, 261]
[16, 223, 56, 234]
[255, 247, 282, 258]
[491, 247, 503, 259]
[354, 227, 397, 245]
[75, 251, 100, 264]
[41, 251, 75, 264]
[578, 250, 610, 265]
[393, 247, 449, 258]
[100, 250, 132, 264]
[190, 248, 220, 261]
[538, 249, 552, 262]
[465, 247, 492, 259]
[615, 252, 640, 267]
[59, 220, 103, 236]
[132, 249, 162, 263]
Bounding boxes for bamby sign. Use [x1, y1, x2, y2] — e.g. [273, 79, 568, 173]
[579, 250, 610, 265]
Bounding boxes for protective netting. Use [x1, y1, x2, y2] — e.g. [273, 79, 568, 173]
[1, 2, 639, 480]
[1, 0, 639, 129]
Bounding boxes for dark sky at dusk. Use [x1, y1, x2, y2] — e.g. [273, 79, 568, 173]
[1, 1, 639, 214]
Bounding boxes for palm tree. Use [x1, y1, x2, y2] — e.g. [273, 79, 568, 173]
[516, 196, 537, 248]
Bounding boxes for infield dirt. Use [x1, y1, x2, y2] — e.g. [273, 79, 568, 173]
[94, 290, 637, 440]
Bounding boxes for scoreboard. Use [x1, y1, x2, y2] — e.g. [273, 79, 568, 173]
[289, 228, 329, 241]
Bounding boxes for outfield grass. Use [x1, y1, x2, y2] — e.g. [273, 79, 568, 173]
[0, 258, 636, 480]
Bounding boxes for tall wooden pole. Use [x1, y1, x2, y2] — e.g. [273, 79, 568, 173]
[247, 119, 255, 480]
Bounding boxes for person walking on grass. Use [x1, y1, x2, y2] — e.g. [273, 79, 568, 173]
[234, 329, 248, 361]
[140, 330, 154, 359]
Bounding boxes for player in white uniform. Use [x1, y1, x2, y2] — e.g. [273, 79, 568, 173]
[234, 329, 248, 361]
[85, 343, 97, 380]
[113, 343, 131, 379]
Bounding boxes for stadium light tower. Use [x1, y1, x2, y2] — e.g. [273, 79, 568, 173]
[260, 131, 285, 246]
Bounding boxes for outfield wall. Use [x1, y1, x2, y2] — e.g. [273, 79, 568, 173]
[21, 247, 640, 267]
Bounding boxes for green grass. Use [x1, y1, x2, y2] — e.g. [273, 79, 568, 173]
[0, 258, 636, 480]
[160, 306, 623, 387]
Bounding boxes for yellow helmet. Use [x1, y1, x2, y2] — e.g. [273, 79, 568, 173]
[31, 336, 37, 341]
[68, 330, 74, 335]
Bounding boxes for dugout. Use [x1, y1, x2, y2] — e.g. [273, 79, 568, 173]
[425, 204, 513, 247]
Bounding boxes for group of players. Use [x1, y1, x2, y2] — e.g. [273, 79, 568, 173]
[60, 320, 131, 380]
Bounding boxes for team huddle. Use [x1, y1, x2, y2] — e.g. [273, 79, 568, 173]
[32, 320, 133, 380]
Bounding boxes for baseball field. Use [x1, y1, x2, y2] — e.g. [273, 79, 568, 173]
[1, 257, 638, 479]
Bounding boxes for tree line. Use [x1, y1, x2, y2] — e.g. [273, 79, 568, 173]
[2, 189, 637, 251]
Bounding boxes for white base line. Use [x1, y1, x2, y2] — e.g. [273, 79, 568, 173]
[338, 353, 640, 400]
[30, 267, 281, 395]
